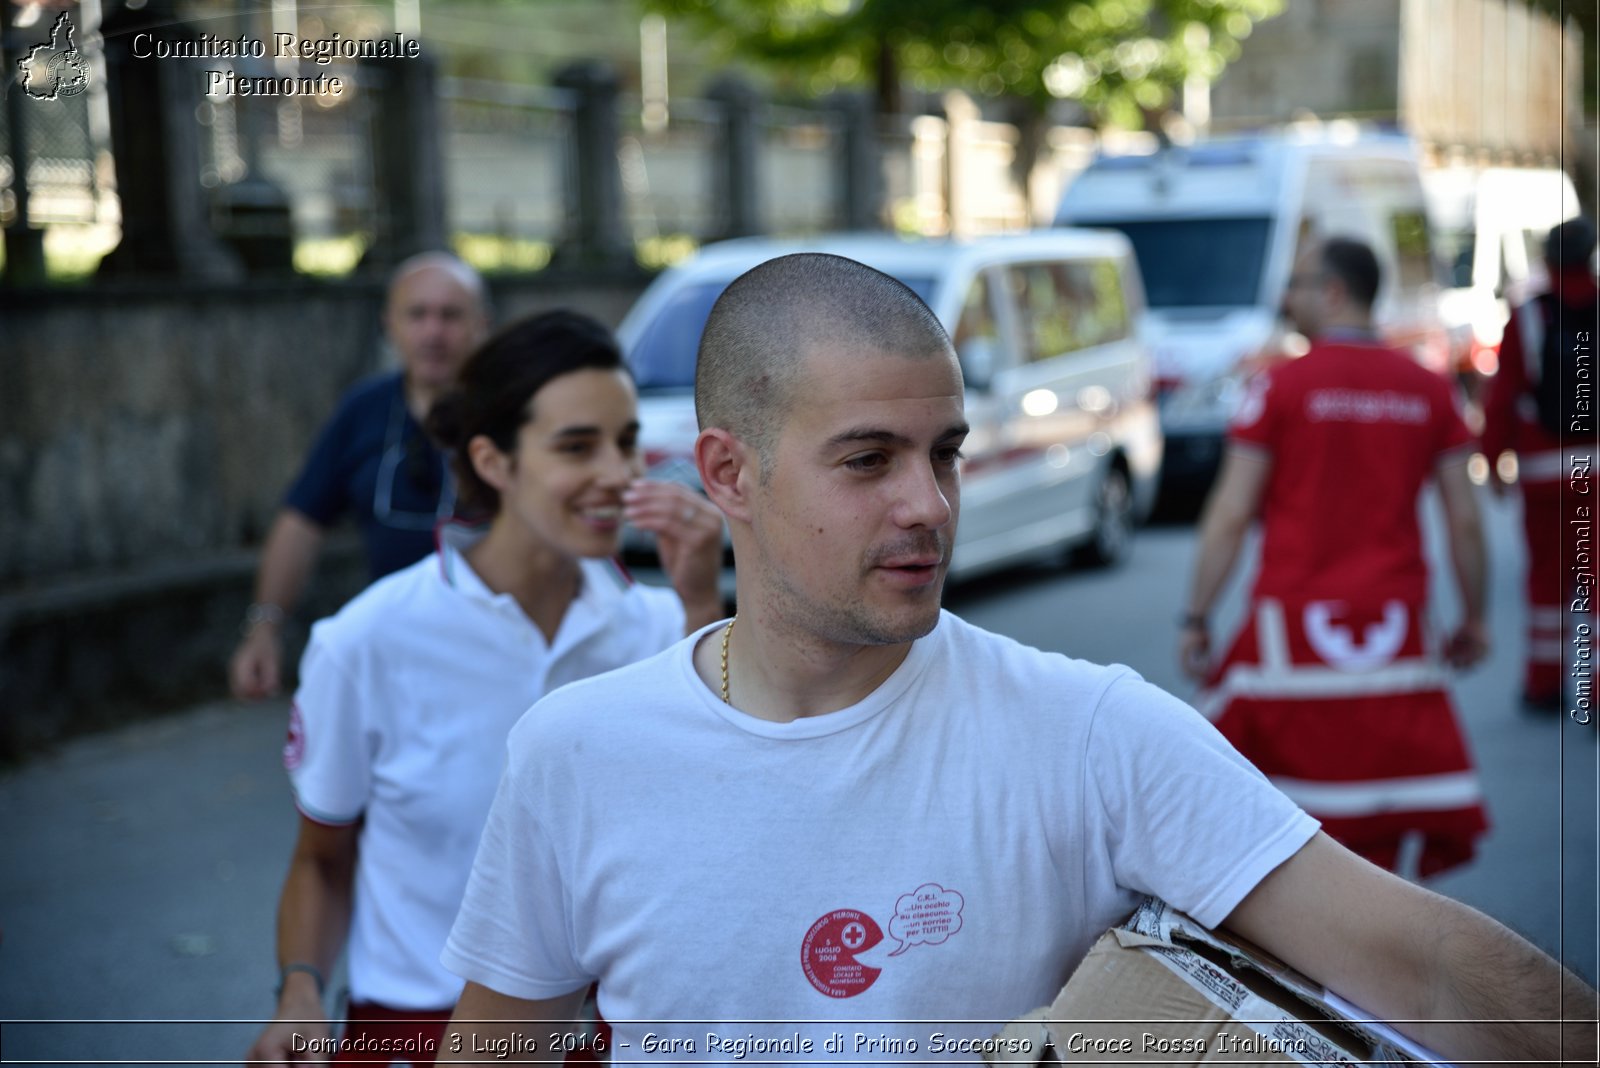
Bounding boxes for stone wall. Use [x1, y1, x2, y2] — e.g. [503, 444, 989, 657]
[0, 272, 651, 758]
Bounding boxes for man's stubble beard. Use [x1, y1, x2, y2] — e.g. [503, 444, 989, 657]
[753, 528, 950, 648]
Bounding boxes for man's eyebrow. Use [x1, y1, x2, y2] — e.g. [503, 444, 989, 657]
[824, 423, 970, 449]
[826, 428, 910, 449]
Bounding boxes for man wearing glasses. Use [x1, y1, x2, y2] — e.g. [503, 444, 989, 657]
[229, 252, 491, 700]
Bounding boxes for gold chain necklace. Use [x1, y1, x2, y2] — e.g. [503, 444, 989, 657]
[719, 616, 736, 704]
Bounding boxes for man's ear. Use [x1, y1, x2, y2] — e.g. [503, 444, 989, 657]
[696, 428, 757, 524]
[1323, 273, 1350, 312]
[467, 434, 512, 494]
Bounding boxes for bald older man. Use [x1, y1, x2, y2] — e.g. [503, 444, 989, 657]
[436, 253, 1591, 1066]
[229, 253, 491, 699]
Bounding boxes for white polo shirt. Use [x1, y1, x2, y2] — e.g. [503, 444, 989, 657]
[285, 527, 685, 1009]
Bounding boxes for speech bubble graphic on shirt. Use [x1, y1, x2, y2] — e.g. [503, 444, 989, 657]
[885, 883, 965, 957]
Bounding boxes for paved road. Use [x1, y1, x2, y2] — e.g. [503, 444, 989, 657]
[1, 488, 1595, 1065]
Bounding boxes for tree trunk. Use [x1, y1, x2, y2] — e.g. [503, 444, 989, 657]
[875, 37, 901, 116]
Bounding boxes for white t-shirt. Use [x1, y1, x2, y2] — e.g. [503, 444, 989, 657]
[442, 611, 1318, 1060]
[286, 532, 685, 1010]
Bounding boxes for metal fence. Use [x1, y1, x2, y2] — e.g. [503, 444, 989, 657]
[1, 81, 101, 227]
[617, 92, 722, 242]
[441, 78, 574, 245]
[2, 59, 1099, 279]
[198, 59, 381, 243]
[760, 102, 839, 235]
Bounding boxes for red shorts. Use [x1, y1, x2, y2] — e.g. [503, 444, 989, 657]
[332, 1003, 450, 1066]
[1199, 597, 1488, 877]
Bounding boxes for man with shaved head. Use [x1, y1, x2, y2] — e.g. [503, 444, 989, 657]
[229, 252, 490, 699]
[438, 253, 1592, 1065]
[695, 252, 952, 469]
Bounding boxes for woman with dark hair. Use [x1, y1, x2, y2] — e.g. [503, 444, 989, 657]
[246, 310, 723, 1066]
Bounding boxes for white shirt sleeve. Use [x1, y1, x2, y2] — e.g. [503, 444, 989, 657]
[441, 582, 687, 999]
[1084, 668, 1319, 929]
[440, 735, 592, 1000]
[287, 634, 371, 826]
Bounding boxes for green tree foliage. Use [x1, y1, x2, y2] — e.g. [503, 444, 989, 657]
[643, 0, 1281, 125]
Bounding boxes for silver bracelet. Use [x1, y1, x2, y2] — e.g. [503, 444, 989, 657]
[242, 602, 286, 636]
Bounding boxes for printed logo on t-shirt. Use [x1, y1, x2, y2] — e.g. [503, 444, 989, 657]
[801, 909, 884, 999]
[800, 882, 965, 998]
[283, 703, 306, 771]
[1304, 388, 1429, 425]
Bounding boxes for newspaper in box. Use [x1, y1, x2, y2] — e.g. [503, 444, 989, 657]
[987, 898, 1452, 1066]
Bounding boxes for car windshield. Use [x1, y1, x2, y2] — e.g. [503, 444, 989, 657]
[628, 273, 938, 390]
[1090, 217, 1272, 308]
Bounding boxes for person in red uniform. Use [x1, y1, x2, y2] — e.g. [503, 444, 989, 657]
[1179, 236, 1490, 878]
[1481, 216, 1599, 711]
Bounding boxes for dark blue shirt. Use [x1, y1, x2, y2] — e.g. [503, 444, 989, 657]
[284, 372, 455, 581]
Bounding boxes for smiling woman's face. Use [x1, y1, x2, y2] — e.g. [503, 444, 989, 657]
[486, 368, 645, 559]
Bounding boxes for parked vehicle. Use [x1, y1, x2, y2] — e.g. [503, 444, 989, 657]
[1425, 165, 1581, 378]
[618, 230, 1164, 580]
[1054, 124, 1449, 500]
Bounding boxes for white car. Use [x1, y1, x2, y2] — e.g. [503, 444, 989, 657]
[618, 231, 1163, 581]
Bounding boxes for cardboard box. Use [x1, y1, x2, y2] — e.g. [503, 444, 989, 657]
[986, 898, 1452, 1066]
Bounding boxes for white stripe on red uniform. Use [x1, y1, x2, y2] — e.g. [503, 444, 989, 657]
[1196, 659, 1447, 720]
[1269, 772, 1482, 817]
[1528, 639, 1566, 661]
[1529, 605, 1566, 626]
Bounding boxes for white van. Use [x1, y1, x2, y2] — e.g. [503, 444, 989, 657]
[1425, 166, 1581, 376]
[1054, 125, 1448, 499]
[617, 231, 1163, 580]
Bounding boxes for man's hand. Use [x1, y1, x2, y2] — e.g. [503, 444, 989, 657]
[1178, 623, 1212, 682]
[230, 625, 284, 700]
[1443, 617, 1489, 669]
[1181, 446, 1269, 685]
[232, 509, 325, 700]
[623, 479, 725, 631]
[244, 983, 328, 1067]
